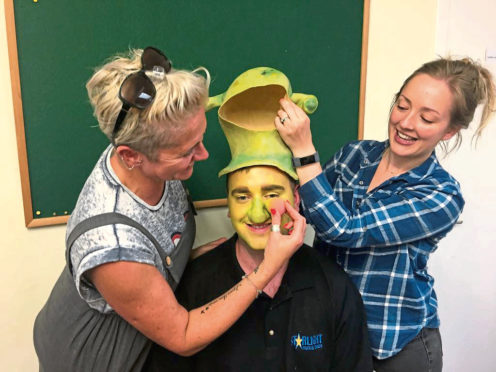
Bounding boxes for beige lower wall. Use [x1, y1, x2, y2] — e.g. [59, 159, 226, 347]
[0, 1, 437, 370]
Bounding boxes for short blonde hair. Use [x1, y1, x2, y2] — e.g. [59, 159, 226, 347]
[86, 48, 210, 160]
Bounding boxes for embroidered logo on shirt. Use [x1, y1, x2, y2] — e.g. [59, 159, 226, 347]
[291, 333, 323, 351]
[171, 232, 182, 247]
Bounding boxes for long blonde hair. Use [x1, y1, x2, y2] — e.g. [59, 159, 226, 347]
[86, 48, 210, 160]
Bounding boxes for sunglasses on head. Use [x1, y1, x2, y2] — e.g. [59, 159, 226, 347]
[111, 46, 172, 145]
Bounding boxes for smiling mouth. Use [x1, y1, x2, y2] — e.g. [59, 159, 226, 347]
[396, 130, 417, 142]
[246, 222, 271, 234]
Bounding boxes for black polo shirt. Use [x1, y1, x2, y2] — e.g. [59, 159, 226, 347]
[144, 235, 373, 372]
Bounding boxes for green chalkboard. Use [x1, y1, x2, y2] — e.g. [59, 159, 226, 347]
[7, 0, 368, 227]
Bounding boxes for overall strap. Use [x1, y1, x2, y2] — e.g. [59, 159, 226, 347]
[65, 212, 164, 275]
[181, 181, 197, 215]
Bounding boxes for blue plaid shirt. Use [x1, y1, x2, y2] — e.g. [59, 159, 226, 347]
[299, 140, 464, 359]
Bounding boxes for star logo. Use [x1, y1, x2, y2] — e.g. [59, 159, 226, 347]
[295, 333, 302, 348]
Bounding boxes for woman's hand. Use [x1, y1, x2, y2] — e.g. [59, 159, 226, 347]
[275, 98, 316, 157]
[275, 98, 323, 186]
[261, 201, 306, 275]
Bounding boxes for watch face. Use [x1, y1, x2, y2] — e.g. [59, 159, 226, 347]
[300, 155, 315, 166]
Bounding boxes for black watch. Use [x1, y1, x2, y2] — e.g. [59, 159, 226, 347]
[292, 152, 320, 167]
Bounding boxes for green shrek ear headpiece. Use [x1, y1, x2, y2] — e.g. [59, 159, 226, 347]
[207, 67, 318, 180]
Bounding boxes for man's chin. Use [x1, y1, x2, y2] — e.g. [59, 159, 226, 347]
[248, 245, 266, 251]
[238, 235, 268, 251]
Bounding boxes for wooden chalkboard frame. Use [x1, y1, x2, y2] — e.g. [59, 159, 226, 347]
[5, 0, 369, 228]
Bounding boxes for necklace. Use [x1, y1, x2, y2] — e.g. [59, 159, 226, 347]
[382, 149, 404, 177]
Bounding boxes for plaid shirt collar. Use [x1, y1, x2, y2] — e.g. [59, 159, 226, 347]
[361, 139, 441, 184]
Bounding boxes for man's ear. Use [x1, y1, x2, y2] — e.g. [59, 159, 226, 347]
[293, 185, 301, 212]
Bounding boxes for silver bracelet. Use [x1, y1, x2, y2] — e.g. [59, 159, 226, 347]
[242, 274, 263, 298]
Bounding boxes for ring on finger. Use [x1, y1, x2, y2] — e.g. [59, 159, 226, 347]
[271, 224, 281, 233]
[280, 116, 289, 124]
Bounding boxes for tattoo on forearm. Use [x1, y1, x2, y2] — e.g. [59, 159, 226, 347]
[200, 282, 241, 314]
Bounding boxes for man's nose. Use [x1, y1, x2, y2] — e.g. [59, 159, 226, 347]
[248, 197, 270, 223]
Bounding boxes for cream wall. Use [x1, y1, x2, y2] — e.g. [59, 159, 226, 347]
[363, 0, 438, 139]
[6, 1, 484, 371]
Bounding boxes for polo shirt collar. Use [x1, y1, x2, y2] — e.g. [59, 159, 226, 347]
[227, 234, 315, 302]
[283, 248, 316, 292]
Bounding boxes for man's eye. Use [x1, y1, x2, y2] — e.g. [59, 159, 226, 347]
[236, 195, 248, 201]
[265, 193, 279, 199]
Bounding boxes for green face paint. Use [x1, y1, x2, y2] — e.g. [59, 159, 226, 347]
[228, 166, 295, 251]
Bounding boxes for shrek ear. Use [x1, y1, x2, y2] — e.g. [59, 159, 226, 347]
[206, 92, 226, 112]
[290, 93, 319, 114]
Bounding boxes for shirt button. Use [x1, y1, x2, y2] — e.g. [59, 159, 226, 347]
[165, 256, 172, 266]
[364, 160, 369, 165]
[268, 330, 275, 336]
[359, 181, 364, 185]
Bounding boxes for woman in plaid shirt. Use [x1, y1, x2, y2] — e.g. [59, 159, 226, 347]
[275, 58, 495, 372]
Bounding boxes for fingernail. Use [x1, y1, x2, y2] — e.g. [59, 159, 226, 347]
[270, 208, 276, 215]
[283, 223, 291, 229]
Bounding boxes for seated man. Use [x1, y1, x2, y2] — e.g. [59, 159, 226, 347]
[144, 163, 373, 371]
[144, 66, 372, 371]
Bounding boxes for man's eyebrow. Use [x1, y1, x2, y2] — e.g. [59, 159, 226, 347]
[230, 185, 286, 195]
[261, 185, 285, 192]
[231, 187, 250, 195]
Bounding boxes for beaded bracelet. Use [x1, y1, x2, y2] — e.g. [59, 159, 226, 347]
[242, 274, 263, 298]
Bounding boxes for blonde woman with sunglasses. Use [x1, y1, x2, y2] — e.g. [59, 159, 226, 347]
[33, 47, 306, 372]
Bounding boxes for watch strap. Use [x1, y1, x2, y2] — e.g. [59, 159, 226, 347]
[292, 152, 320, 167]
